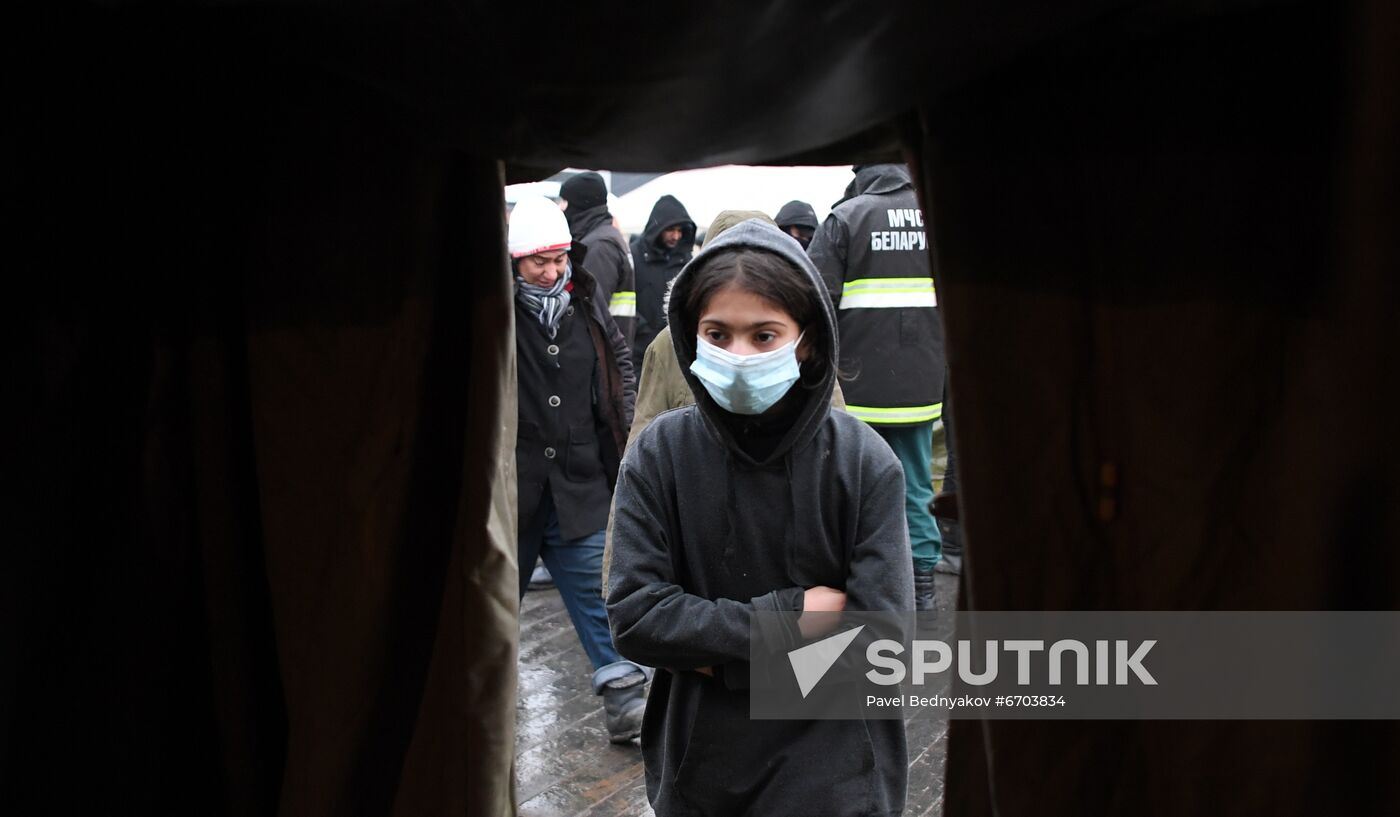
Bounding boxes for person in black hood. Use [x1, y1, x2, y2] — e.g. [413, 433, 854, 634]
[774, 199, 819, 250]
[561, 171, 637, 346]
[629, 194, 696, 362]
[608, 219, 913, 816]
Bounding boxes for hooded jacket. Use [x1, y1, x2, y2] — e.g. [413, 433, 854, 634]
[629, 195, 696, 363]
[623, 208, 846, 452]
[774, 199, 819, 231]
[607, 219, 912, 816]
[807, 164, 945, 427]
[515, 256, 636, 540]
[565, 202, 637, 347]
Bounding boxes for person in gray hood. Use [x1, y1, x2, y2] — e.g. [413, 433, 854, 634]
[607, 218, 913, 816]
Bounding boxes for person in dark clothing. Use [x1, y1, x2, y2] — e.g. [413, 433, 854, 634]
[560, 171, 637, 346]
[508, 195, 648, 743]
[808, 163, 945, 612]
[608, 219, 913, 816]
[774, 199, 819, 250]
[931, 369, 963, 574]
[629, 194, 696, 363]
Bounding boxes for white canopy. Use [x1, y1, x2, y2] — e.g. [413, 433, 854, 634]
[611, 165, 854, 238]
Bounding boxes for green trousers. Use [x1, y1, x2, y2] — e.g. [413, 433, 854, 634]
[872, 421, 943, 571]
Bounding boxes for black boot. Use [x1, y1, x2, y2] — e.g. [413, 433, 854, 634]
[914, 565, 937, 612]
[602, 671, 647, 744]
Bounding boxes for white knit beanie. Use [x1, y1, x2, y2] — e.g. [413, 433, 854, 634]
[508, 195, 573, 258]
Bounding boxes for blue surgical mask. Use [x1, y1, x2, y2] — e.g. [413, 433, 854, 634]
[690, 333, 804, 415]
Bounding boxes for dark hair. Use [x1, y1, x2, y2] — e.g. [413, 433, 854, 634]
[681, 248, 830, 384]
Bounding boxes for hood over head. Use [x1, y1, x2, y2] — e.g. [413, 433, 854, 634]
[836, 163, 913, 207]
[639, 195, 697, 257]
[774, 200, 819, 231]
[663, 209, 776, 316]
[667, 218, 839, 464]
[702, 209, 774, 247]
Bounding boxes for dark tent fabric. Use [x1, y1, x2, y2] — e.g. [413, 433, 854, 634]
[913, 4, 1400, 814]
[10, 1, 1398, 816]
[15, 28, 518, 814]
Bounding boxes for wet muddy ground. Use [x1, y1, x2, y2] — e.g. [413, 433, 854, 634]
[516, 573, 960, 816]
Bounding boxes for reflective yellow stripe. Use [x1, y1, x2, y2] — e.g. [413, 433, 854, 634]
[839, 278, 936, 309]
[843, 278, 933, 291]
[845, 403, 943, 424]
[608, 291, 637, 317]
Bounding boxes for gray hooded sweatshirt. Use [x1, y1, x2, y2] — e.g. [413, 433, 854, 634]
[607, 219, 913, 816]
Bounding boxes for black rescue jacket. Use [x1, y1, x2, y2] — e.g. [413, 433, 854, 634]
[608, 219, 913, 817]
[515, 256, 636, 540]
[807, 164, 945, 427]
[629, 195, 695, 363]
[566, 204, 637, 347]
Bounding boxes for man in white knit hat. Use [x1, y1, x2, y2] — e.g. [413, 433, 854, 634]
[508, 195, 648, 743]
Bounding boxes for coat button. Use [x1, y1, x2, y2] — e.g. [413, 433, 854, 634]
[548, 395, 561, 407]
[547, 344, 559, 355]
[566, 306, 575, 316]
[544, 447, 556, 459]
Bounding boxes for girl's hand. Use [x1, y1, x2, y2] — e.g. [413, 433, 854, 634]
[798, 586, 847, 639]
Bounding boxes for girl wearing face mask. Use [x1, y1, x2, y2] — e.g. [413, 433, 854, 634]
[606, 219, 913, 817]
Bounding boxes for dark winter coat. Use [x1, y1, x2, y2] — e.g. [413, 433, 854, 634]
[566, 203, 637, 347]
[629, 195, 695, 363]
[807, 164, 945, 427]
[607, 219, 913, 817]
[515, 258, 635, 540]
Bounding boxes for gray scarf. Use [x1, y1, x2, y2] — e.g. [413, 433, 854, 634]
[514, 263, 573, 339]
